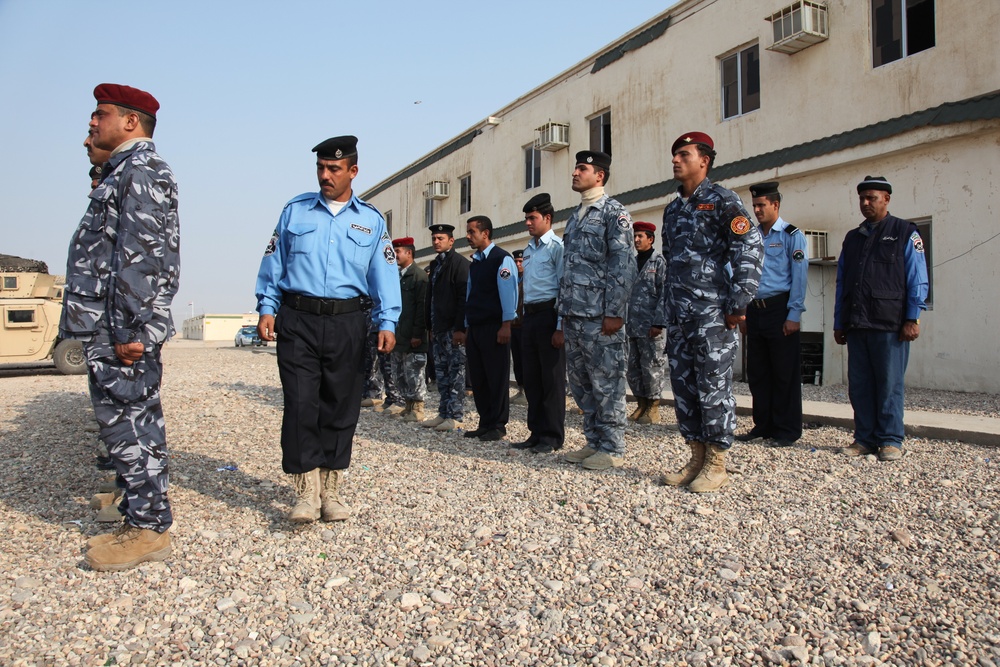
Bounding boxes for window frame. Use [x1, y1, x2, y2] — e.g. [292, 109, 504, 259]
[588, 110, 612, 155]
[384, 209, 393, 236]
[424, 198, 434, 228]
[912, 216, 933, 309]
[871, 0, 936, 67]
[524, 146, 541, 191]
[459, 174, 472, 214]
[720, 43, 760, 120]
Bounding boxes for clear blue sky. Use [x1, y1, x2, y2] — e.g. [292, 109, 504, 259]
[0, 0, 675, 317]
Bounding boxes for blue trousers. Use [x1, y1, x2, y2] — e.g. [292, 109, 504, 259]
[847, 330, 909, 448]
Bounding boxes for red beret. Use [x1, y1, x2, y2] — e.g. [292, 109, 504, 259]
[94, 83, 159, 118]
[633, 221, 656, 233]
[671, 132, 714, 155]
[392, 237, 414, 248]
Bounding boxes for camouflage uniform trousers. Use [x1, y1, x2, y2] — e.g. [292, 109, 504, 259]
[390, 350, 427, 402]
[83, 335, 171, 532]
[563, 316, 627, 456]
[627, 335, 667, 400]
[432, 330, 465, 420]
[362, 331, 401, 405]
[665, 317, 738, 450]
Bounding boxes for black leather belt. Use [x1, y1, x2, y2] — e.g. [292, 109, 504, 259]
[282, 292, 364, 316]
[523, 298, 557, 315]
[750, 292, 790, 310]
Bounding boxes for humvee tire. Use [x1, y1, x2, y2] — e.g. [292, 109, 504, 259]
[53, 339, 87, 375]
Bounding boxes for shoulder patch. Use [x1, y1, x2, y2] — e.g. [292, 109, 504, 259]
[785, 224, 800, 235]
[730, 216, 751, 235]
[383, 245, 396, 264]
[911, 231, 925, 253]
[264, 230, 279, 257]
[381, 231, 391, 242]
[792, 249, 806, 262]
[697, 203, 715, 211]
[499, 267, 512, 280]
[617, 213, 631, 231]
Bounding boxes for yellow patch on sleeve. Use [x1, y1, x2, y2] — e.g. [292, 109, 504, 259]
[730, 216, 751, 235]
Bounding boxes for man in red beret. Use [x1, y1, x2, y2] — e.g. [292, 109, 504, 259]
[61, 83, 180, 570]
[388, 237, 429, 423]
[626, 221, 668, 425]
[658, 132, 763, 493]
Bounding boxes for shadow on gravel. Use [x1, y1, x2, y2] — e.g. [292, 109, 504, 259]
[0, 389, 291, 533]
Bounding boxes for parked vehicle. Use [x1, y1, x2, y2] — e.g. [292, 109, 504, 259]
[235, 325, 266, 347]
[0, 254, 86, 374]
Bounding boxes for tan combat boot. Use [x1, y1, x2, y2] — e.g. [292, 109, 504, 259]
[637, 399, 660, 425]
[386, 401, 408, 417]
[89, 487, 122, 510]
[688, 444, 730, 493]
[628, 398, 647, 422]
[421, 416, 446, 428]
[319, 469, 351, 521]
[86, 525, 171, 572]
[564, 446, 599, 464]
[661, 441, 706, 487]
[403, 400, 424, 423]
[288, 469, 322, 522]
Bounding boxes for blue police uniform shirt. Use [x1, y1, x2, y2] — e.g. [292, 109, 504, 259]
[833, 217, 928, 329]
[522, 229, 564, 304]
[465, 242, 519, 325]
[255, 191, 401, 332]
[756, 217, 808, 322]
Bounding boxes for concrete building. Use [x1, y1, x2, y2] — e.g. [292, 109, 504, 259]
[363, 0, 1000, 393]
[182, 313, 257, 341]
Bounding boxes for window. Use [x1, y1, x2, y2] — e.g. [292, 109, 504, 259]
[589, 111, 612, 155]
[524, 146, 541, 190]
[384, 210, 393, 236]
[2, 276, 17, 290]
[872, 0, 935, 67]
[721, 45, 760, 119]
[7, 309, 34, 324]
[460, 174, 472, 214]
[424, 199, 434, 228]
[913, 217, 933, 308]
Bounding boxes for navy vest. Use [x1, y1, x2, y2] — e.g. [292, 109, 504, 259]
[840, 215, 915, 332]
[466, 246, 511, 325]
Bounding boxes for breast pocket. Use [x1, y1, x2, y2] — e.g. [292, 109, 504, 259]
[346, 225, 376, 267]
[287, 221, 318, 254]
[577, 219, 607, 263]
[874, 239, 898, 264]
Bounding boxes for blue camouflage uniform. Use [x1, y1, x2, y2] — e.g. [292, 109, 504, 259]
[256, 191, 400, 473]
[626, 248, 668, 401]
[427, 249, 470, 421]
[660, 178, 763, 449]
[559, 195, 637, 456]
[60, 139, 180, 532]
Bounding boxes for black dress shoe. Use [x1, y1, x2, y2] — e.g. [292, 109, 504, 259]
[464, 427, 488, 438]
[735, 429, 768, 442]
[768, 439, 795, 448]
[511, 439, 537, 450]
[531, 442, 563, 454]
[478, 428, 505, 442]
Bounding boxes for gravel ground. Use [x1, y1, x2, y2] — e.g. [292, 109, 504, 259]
[1, 343, 998, 667]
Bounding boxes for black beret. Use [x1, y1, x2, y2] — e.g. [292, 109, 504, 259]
[857, 175, 892, 194]
[88, 165, 102, 180]
[749, 181, 780, 198]
[512, 249, 524, 259]
[313, 135, 358, 160]
[522, 192, 552, 213]
[428, 224, 455, 236]
[575, 150, 611, 172]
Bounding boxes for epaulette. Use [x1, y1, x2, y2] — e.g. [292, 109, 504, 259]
[286, 192, 316, 206]
[357, 198, 386, 221]
[785, 224, 801, 235]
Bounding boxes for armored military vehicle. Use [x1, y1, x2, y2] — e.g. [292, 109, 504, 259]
[0, 254, 86, 374]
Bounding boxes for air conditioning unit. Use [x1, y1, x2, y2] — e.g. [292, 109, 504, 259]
[424, 181, 450, 200]
[534, 122, 570, 151]
[803, 230, 829, 259]
[765, 1, 829, 55]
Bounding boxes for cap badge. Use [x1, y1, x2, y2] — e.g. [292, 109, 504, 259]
[684, 136, 691, 142]
[586, 157, 593, 163]
[334, 149, 343, 158]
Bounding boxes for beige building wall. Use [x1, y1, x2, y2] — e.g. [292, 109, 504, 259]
[182, 314, 258, 341]
[365, 0, 1000, 392]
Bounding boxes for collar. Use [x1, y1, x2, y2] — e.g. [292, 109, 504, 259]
[110, 137, 153, 158]
[473, 242, 496, 259]
[311, 191, 358, 214]
[530, 229, 557, 248]
[677, 177, 712, 200]
[764, 217, 788, 236]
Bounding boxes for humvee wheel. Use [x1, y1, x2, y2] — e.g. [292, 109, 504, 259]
[53, 339, 87, 375]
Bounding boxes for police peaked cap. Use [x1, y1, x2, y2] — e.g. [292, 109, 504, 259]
[633, 221, 656, 234]
[522, 192, 552, 213]
[88, 165, 102, 180]
[749, 181, 780, 198]
[512, 249, 524, 259]
[575, 150, 611, 172]
[428, 224, 455, 236]
[671, 131, 714, 155]
[94, 83, 159, 117]
[857, 176, 892, 194]
[313, 135, 358, 160]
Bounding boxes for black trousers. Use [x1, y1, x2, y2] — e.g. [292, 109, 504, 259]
[521, 308, 566, 446]
[466, 322, 510, 431]
[746, 294, 802, 441]
[511, 326, 524, 386]
[275, 304, 367, 473]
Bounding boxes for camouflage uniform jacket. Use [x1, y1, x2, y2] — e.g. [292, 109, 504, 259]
[625, 249, 668, 338]
[659, 178, 762, 323]
[558, 195, 637, 320]
[60, 140, 180, 346]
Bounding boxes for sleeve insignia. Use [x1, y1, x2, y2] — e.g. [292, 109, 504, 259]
[911, 232, 925, 253]
[792, 249, 806, 262]
[697, 203, 715, 211]
[383, 245, 396, 264]
[617, 214, 631, 231]
[264, 231, 279, 257]
[499, 267, 512, 280]
[381, 231, 391, 242]
[730, 216, 751, 235]
[351, 223, 372, 235]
